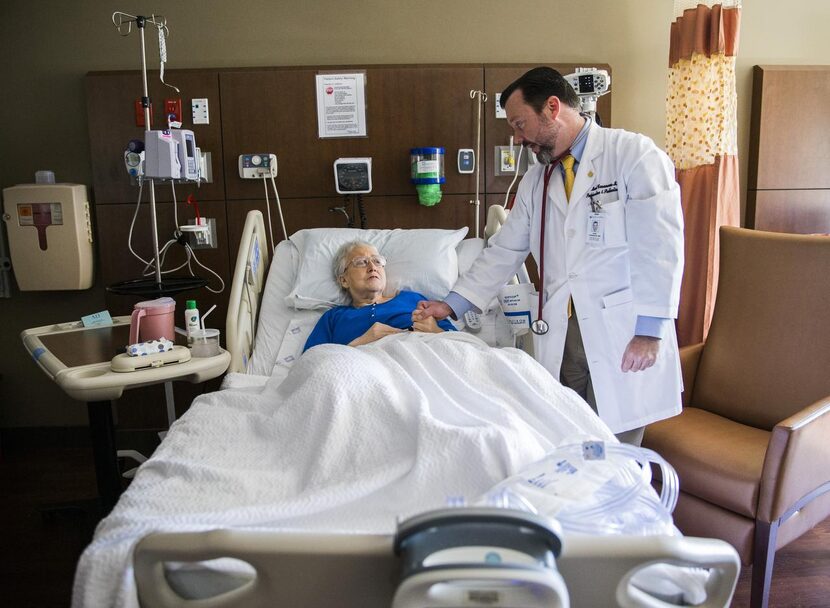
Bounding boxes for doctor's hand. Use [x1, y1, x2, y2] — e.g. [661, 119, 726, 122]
[620, 336, 660, 372]
[348, 322, 405, 347]
[413, 300, 453, 322]
[411, 314, 444, 334]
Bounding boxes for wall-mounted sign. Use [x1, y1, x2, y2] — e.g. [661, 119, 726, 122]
[315, 72, 367, 139]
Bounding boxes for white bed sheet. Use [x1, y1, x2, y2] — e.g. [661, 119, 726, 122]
[73, 331, 614, 608]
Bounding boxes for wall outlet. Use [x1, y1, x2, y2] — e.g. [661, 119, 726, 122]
[500, 148, 516, 172]
[494, 145, 530, 177]
[192, 98, 209, 124]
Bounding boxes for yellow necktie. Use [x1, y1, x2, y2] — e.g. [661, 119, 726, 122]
[562, 154, 576, 201]
[562, 154, 576, 317]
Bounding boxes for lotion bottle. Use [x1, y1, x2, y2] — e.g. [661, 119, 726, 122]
[185, 300, 200, 340]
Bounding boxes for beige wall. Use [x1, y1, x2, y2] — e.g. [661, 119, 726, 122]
[1, 0, 829, 427]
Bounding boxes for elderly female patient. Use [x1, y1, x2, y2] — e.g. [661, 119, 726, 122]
[303, 240, 456, 351]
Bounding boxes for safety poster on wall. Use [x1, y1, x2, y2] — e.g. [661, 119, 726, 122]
[315, 72, 367, 138]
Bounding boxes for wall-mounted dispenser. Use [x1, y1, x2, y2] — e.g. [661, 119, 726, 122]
[410, 147, 445, 206]
[2, 183, 94, 290]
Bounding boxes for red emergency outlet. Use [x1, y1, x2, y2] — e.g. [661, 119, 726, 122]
[165, 98, 182, 123]
[135, 99, 152, 128]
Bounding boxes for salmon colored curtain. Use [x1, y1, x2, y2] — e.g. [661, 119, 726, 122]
[666, 1, 741, 346]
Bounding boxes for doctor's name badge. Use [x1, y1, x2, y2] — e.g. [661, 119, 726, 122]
[586, 181, 617, 244]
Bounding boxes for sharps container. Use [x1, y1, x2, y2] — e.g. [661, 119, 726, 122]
[410, 147, 445, 206]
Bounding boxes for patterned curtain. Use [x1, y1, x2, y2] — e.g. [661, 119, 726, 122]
[666, 0, 741, 346]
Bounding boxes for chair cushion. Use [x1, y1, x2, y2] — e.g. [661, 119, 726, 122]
[644, 407, 770, 518]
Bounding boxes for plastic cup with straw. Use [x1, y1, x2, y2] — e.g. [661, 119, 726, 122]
[189, 304, 220, 357]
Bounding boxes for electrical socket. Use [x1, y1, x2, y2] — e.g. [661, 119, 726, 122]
[187, 218, 217, 249]
[494, 146, 530, 177]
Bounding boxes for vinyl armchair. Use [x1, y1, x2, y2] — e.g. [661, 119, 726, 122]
[644, 227, 830, 608]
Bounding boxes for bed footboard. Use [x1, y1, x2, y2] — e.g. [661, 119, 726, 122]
[133, 529, 739, 608]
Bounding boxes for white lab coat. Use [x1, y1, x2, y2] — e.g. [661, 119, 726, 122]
[453, 122, 684, 433]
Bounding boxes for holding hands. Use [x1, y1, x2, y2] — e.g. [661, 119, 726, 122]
[412, 300, 452, 322]
[347, 302, 449, 347]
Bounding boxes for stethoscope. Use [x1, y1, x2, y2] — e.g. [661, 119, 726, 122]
[530, 117, 592, 336]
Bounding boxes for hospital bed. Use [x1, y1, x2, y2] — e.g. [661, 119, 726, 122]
[72, 211, 740, 608]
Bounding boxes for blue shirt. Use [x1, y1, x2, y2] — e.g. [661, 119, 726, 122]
[304, 290, 456, 352]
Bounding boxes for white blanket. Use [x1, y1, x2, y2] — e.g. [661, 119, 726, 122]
[72, 332, 614, 608]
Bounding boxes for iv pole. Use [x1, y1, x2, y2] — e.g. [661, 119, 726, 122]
[136, 15, 163, 288]
[111, 13, 205, 297]
[469, 90, 487, 239]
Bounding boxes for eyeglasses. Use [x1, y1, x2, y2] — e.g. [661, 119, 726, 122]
[347, 254, 387, 269]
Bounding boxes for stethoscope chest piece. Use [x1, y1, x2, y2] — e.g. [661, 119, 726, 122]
[531, 319, 549, 335]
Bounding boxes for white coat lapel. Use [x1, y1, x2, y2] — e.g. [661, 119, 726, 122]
[569, 122, 603, 207]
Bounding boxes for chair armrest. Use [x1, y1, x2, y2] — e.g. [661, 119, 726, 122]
[679, 343, 705, 407]
[757, 395, 830, 523]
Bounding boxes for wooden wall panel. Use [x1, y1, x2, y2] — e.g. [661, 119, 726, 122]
[226, 195, 481, 269]
[747, 65, 830, 231]
[219, 66, 484, 201]
[751, 190, 830, 234]
[86, 70, 225, 204]
[749, 66, 830, 190]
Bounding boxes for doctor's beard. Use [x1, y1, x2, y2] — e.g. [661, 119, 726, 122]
[535, 145, 556, 165]
[532, 118, 560, 165]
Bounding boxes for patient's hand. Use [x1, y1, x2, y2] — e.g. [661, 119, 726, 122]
[411, 314, 444, 334]
[349, 322, 405, 346]
[413, 300, 453, 321]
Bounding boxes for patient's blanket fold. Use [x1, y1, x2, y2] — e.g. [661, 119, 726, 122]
[73, 332, 613, 608]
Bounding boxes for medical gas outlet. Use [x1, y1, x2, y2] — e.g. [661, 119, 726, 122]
[239, 154, 278, 179]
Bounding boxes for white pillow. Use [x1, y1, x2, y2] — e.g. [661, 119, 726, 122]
[457, 237, 484, 274]
[285, 227, 469, 309]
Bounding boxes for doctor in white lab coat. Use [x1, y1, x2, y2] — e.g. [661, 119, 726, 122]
[414, 67, 684, 444]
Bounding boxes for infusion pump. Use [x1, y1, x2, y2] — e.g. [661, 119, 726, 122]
[134, 129, 201, 181]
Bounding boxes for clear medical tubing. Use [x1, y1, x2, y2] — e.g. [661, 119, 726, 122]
[480, 442, 680, 537]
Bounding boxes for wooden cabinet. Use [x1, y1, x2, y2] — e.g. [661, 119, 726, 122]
[747, 65, 830, 233]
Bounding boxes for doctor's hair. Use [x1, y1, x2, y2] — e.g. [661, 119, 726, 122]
[500, 67, 581, 113]
[333, 240, 378, 282]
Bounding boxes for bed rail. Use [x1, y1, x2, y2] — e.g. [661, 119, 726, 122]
[225, 211, 270, 374]
[133, 529, 739, 608]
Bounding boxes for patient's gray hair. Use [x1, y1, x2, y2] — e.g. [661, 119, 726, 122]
[333, 240, 377, 283]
